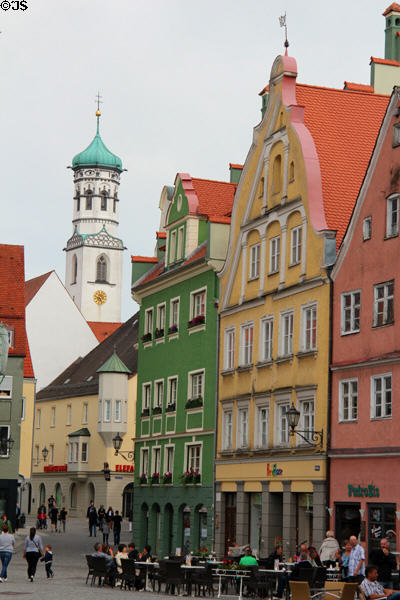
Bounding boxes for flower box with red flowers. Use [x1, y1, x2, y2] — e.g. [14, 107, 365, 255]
[162, 472, 172, 484]
[187, 315, 205, 329]
[155, 328, 164, 339]
[141, 332, 152, 343]
[168, 324, 178, 334]
[139, 473, 147, 484]
[151, 472, 160, 484]
[180, 468, 201, 485]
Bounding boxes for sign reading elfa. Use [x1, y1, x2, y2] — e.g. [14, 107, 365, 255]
[348, 484, 379, 498]
[267, 463, 283, 476]
[115, 464, 134, 473]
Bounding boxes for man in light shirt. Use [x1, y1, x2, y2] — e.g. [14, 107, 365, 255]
[361, 565, 400, 600]
[348, 535, 365, 582]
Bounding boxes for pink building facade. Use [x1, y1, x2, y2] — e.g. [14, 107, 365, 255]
[329, 88, 400, 559]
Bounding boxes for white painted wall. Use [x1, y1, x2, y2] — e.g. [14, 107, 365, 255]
[26, 271, 98, 390]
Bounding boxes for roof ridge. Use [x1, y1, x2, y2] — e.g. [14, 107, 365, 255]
[296, 82, 390, 98]
[191, 176, 236, 186]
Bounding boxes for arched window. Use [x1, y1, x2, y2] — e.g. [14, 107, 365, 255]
[71, 255, 78, 284]
[86, 190, 92, 210]
[96, 255, 107, 282]
[70, 483, 77, 508]
[76, 190, 81, 212]
[101, 191, 108, 211]
[39, 483, 46, 506]
[272, 155, 282, 194]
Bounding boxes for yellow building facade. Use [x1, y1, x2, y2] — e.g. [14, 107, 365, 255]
[215, 54, 336, 556]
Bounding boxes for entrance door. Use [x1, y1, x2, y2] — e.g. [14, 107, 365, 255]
[224, 493, 236, 554]
[335, 502, 361, 544]
[368, 503, 396, 557]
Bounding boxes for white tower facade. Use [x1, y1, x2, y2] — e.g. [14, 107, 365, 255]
[65, 111, 125, 323]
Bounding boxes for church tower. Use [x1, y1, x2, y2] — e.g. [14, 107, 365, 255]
[65, 108, 125, 323]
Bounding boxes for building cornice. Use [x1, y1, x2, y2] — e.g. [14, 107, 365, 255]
[331, 352, 400, 371]
[216, 453, 327, 465]
[134, 429, 214, 443]
[133, 259, 211, 301]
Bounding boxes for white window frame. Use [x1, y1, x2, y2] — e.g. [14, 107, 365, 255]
[142, 382, 151, 410]
[83, 403, 88, 424]
[49, 444, 54, 465]
[301, 303, 317, 352]
[236, 403, 249, 449]
[104, 399, 111, 422]
[386, 195, 399, 237]
[298, 398, 315, 445]
[81, 442, 88, 463]
[269, 236, 280, 274]
[144, 308, 154, 335]
[164, 444, 174, 474]
[0, 376, 12, 398]
[115, 399, 121, 422]
[36, 408, 41, 429]
[21, 396, 25, 421]
[154, 379, 164, 408]
[51, 406, 56, 428]
[240, 322, 254, 366]
[177, 226, 185, 260]
[255, 400, 269, 449]
[260, 316, 273, 362]
[339, 378, 358, 422]
[167, 376, 178, 408]
[341, 290, 361, 334]
[224, 327, 235, 370]
[156, 303, 166, 332]
[152, 446, 161, 475]
[373, 281, 394, 327]
[222, 405, 233, 450]
[363, 216, 372, 241]
[190, 287, 207, 320]
[371, 373, 392, 420]
[290, 226, 302, 265]
[188, 369, 205, 400]
[169, 297, 180, 329]
[0, 426, 10, 458]
[249, 243, 260, 280]
[275, 399, 290, 446]
[279, 310, 294, 356]
[67, 404, 72, 425]
[169, 230, 177, 263]
[185, 441, 202, 473]
[141, 447, 149, 475]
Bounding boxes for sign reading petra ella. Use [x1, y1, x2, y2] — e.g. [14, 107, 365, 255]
[348, 484, 380, 498]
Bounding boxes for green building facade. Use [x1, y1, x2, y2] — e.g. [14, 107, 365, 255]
[131, 172, 236, 557]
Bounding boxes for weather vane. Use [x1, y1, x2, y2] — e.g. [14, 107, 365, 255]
[95, 91, 103, 114]
[279, 13, 289, 54]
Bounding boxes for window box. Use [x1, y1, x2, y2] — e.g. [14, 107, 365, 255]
[152, 406, 162, 415]
[162, 472, 172, 484]
[168, 324, 178, 334]
[155, 328, 164, 339]
[166, 402, 176, 413]
[188, 315, 205, 328]
[150, 472, 160, 485]
[141, 408, 150, 417]
[181, 470, 201, 485]
[139, 474, 147, 485]
[185, 397, 203, 409]
[141, 332, 152, 343]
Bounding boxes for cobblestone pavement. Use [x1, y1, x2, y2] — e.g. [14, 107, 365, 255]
[0, 515, 151, 599]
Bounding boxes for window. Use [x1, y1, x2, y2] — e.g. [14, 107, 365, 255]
[186, 444, 201, 472]
[0, 376, 12, 398]
[21, 396, 25, 421]
[86, 191, 92, 210]
[170, 298, 180, 329]
[169, 230, 177, 263]
[154, 381, 164, 408]
[67, 404, 71, 425]
[141, 448, 149, 475]
[36, 408, 41, 429]
[144, 308, 153, 335]
[269, 236, 280, 273]
[101, 191, 107, 211]
[339, 379, 358, 422]
[113, 198, 117, 213]
[143, 383, 151, 410]
[301, 305, 317, 351]
[0, 426, 10, 457]
[272, 155, 282, 194]
[190, 371, 204, 399]
[393, 123, 400, 147]
[374, 281, 394, 327]
[115, 400, 121, 422]
[224, 327, 235, 370]
[72, 255, 78, 284]
[96, 255, 107, 282]
[34, 444, 39, 465]
[223, 410, 233, 449]
[280, 311, 294, 356]
[260, 317, 273, 362]
[165, 446, 174, 473]
[177, 227, 184, 260]
[387, 196, 399, 237]
[371, 374, 392, 419]
[191, 289, 206, 319]
[299, 400, 314, 443]
[81, 442, 88, 462]
[240, 323, 254, 366]
[76, 192, 80, 212]
[104, 400, 111, 422]
[363, 217, 372, 241]
[83, 403, 88, 424]
[290, 226, 302, 265]
[257, 405, 269, 448]
[152, 447, 161, 474]
[50, 444, 54, 465]
[237, 407, 249, 448]
[341, 291, 361, 334]
[167, 377, 177, 407]
[156, 304, 166, 332]
[277, 402, 289, 445]
[249, 243, 260, 279]
[7, 329, 14, 349]
[51, 407, 56, 427]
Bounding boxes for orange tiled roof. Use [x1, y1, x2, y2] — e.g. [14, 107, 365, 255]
[344, 81, 374, 92]
[370, 56, 400, 66]
[294, 83, 389, 247]
[25, 271, 53, 306]
[131, 256, 158, 263]
[137, 261, 165, 287]
[24, 337, 34, 378]
[183, 243, 207, 266]
[191, 178, 236, 220]
[229, 163, 244, 170]
[383, 3, 400, 15]
[156, 232, 167, 239]
[0, 245, 26, 357]
[87, 321, 122, 342]
[259, 85, 270, 95]
[209, 216, 231, 224]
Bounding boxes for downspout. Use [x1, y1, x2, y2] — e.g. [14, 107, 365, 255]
[212, 293, 221, 553]
[326, 265, 334, 535]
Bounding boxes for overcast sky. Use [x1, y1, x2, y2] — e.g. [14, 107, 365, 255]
[1, 1, 388, 319]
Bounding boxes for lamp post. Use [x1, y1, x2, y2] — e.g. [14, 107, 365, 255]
[34, 446, 49, 465]
[112, 433, 134, 462]
[286, 403, 323, 447]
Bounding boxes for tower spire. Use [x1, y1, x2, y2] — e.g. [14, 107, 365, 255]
[279, 13, 289, 55]
[95, 91, 103, 134]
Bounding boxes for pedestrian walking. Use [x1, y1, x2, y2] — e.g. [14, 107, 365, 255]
[102, 519, 110, 545]
[50, 505, 58, 533]
[86, 501, 98, 537]
[0, 525, 15, 582]
[23, 527, 44, 582]
[40, 544, 54, 578]
[319, 530, 340, 566]
[98, 505, 105, 532]
[113, 510, 122, 546]
[58, 507, 68, 533]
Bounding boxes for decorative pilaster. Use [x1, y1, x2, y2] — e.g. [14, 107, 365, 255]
[281, 142, 289, 204]
[282, 480, 296, 557]
[235, 481, 248, 545]
[214, 482, 225, 556]
[312, 480, 327, 549]
[258, 233, 267, 296]
[239, 241, 248, 305]
[279, 225, 287, 287]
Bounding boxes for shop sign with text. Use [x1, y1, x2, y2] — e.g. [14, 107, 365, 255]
[115, 464, 134, 472]
[267, 463, 283, 476]
[348, 484, 379, 498]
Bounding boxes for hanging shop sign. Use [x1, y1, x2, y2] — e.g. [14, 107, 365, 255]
[267, 463, 283, 476]
[348, 484, 380, 498]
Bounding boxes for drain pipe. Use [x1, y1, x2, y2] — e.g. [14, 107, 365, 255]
[326, 265, 334, 536]
[212, 300, 221, 554]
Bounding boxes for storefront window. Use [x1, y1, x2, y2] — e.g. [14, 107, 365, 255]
[335, 503, 361, 544]
[368, 503, 396, 553]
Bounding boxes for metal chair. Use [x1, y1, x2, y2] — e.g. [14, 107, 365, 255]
[85, 555, 95, 585]
[164, 561, 186, 595]
[120, 559, 136, 590]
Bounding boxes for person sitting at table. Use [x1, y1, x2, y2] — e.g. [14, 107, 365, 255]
[128, 542, 139, 561]
[361, 564, 400, 600]
[290, 552, 312, 580]
[297, 543, 308, 562]
[239, 546, 258, 566]
[91, 542, 117, 586]
[308, 546, 323, 567]
[267, 544, 284, 568]
[115, 544, 129, 574]
[139, 544, 152, 562]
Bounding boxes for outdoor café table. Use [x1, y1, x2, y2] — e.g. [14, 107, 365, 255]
[134, 561, 159, 592]
[213, 568, 250, 600]
[259, 569, 291, 600]
[181, 564, 205, 596]
[325, 569, 340, 581]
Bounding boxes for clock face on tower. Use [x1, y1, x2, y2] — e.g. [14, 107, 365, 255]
[93, 290, 107, 305]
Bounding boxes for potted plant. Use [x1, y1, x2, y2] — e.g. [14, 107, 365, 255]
[168, 324, 178, 334]
[152, 406, 162, 414]
[139, 473, 147, 484]
[185, 397, 203, 409]
[141, 332, 152, 343]
[162, 472, 172, 484]
[151, 472, 160, 484]
[166, 402, 176, 413]
[155, 328, 164, 339]
[187, 315, 205, 329]
[181, 468, 201, 485]
[141, 407, 150, 417]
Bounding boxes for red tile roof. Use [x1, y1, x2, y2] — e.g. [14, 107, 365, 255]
[294, 83, 389, 247]
[24, 338, 34, 378]
[209, 216, 231, 224]
[259, 85, 270, 95]
[0, 245, 26, 357]
[343, 81, 374, 93]
[191, 178, 236, 220]
[87, 321, 122, 342]
[229, 163, 244, 170]
[131, 256, 158, 263]
[137, 261, 165, 287]
[383, 3, 400, 15]
[370, 56, 400, 66]
[183, 243, 207, 266]
[156, 232, 167, 239]
[25, 271, 53, 306]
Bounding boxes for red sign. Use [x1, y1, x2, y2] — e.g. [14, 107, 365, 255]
[115, 464, 134, 473]
[44, 465, 68, 472]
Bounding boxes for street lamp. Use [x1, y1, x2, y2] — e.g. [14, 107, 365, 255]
[42, 446, 49, 461]
[112, 433, 134, 462]
[286, 403, 323, 447]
